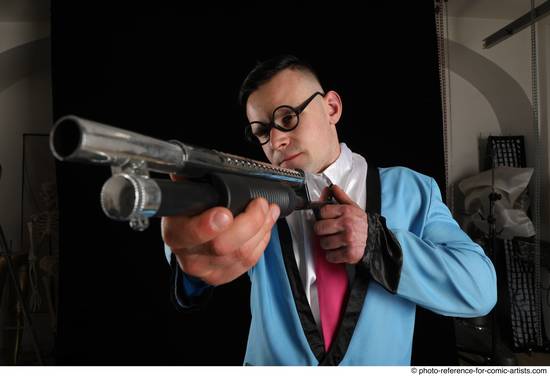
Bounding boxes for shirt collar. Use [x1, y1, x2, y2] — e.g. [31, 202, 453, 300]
[322, 143, 353, 186]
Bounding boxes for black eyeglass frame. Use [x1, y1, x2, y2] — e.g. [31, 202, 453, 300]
[245, 91, 325, 145]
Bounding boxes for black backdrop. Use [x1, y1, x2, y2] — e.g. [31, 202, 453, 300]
[52, 1, 450, 365]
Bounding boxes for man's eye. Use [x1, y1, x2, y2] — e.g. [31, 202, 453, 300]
[274, 108, 297, 129]
[255, 129, 268, 137]
[281, 115, 294, 126]
[252, 124, 269, 136]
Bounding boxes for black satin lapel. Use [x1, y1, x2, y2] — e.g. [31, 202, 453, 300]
[319, 166, 380, 365]
[320, 269, 370, 365]
[366, 165, 381, 214]
[277, 219, 326, 362]
[279, 166, 381, 366]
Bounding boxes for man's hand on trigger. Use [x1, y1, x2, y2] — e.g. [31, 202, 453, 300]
[313, 185, 368, 264]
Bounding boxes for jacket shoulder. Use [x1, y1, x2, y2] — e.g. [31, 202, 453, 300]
[378, 166, 434, 192]
[377, 167, 437, 230]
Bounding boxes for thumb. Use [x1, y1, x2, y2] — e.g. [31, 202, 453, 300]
[162, 206, 234, 250]
[319, 186, 332, 202]
[331, 185, 359, 207]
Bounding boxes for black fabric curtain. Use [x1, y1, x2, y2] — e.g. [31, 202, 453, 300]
[52, 1, 449, 365]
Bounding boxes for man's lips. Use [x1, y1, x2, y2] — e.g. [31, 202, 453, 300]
[280, 153, 302, 165]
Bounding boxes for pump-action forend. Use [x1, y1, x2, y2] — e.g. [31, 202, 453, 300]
[50, 116, 330, 231]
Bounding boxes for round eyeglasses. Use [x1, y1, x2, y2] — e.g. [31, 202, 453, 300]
[245, 91, 325, 145]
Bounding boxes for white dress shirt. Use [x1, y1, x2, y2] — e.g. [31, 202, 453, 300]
[285, 143, 368, 327]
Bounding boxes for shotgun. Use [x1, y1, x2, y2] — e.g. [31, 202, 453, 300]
[49, 116, 332, 231]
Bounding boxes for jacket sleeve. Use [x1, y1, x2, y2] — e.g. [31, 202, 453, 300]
[361, 177, 497, 318]
[165, 244, 214, 312]
[395, 178, 496, 317]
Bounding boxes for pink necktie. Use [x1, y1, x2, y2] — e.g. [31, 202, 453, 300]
[314, 237, 349, 351]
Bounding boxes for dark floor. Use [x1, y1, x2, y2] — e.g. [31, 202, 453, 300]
[2, 350, 550, 366]
[2, 315, 550, 366]
[516, 352, 550, 366]
[3, 346, 549, 366]
[458, 351, 550, 366]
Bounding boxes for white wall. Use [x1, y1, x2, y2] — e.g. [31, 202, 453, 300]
[0, 21, 51, 254]
[446, 15, 550, 242]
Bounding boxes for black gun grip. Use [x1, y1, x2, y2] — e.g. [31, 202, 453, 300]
[156, 179, 221, 217]
[209, 172, 300, 218]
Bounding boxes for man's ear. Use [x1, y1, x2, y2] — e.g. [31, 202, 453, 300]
[325, 90, 342, 126]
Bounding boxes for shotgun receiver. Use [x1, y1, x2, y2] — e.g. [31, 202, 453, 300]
[50, 116, 331, 231]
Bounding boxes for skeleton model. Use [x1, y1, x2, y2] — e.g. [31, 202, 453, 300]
[27, 181, 59, 330]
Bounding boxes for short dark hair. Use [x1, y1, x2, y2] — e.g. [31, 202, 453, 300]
[238, 54, 323, 108]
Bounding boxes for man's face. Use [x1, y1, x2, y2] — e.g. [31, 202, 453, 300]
[246, 69, 341, 174]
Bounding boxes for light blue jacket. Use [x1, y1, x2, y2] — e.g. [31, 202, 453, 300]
[171, 167, 497, 365]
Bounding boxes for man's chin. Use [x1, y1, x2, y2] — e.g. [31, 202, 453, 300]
[280, 160, 299, 170]
[281, 161, 312, 172]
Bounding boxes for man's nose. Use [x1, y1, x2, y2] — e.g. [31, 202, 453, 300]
[269, 127, 289, 150]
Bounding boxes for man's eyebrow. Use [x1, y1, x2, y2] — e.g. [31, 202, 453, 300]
[249, 113, 270, 124]
[251, 105, 277, 123]
[251, 94, 301, 121]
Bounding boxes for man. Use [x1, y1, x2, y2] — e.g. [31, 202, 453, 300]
[162, 55, 497, 365]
